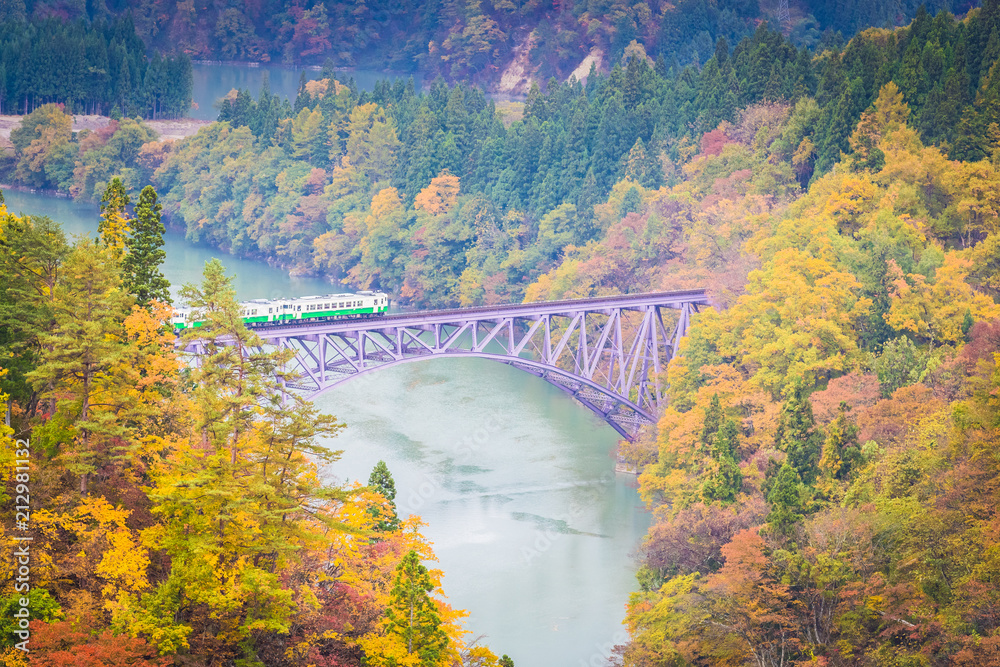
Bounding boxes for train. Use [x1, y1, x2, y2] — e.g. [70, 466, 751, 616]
[171, 290, 390, 330]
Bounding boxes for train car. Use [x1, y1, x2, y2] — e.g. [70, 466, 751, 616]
[171, 290, 390, 330]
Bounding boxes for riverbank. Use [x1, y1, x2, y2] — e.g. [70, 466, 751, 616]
[0, 114, 212, 142]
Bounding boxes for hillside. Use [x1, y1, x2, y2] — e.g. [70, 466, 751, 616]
[3, 3, 1000, 665]
[2, 0, 979, 89]
[8, 6, 1000, 309]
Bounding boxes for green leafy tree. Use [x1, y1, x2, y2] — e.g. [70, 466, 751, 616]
[699, 393, 723, 452]
[122, 185, 171, 308]
[0, 211, 68, 407]
[701, 417, 743, 505]
[873, 336, 925, 398]
[385, 550, 450, 665]
[701, 454, 743, 506]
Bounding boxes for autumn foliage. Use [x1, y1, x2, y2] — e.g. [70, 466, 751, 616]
[609, 80, 1000, 666]
[0, 196, 499, 666]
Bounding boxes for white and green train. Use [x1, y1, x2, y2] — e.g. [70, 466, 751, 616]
[171, 290, 390, 330]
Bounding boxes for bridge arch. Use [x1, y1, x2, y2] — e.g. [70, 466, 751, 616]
[248, 291, 711, 441]
[299, 351, 656, 441]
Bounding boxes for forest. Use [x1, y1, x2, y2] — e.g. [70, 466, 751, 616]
[0, 181, 510, 666]
[2, 0, 1000, 665]
[0, 0, 975, 85]
[0, 16, 192, 118]
[8, 5, 1000, 307]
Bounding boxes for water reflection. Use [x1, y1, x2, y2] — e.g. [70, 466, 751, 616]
[1, 189, 339, 301]
[315, 358, 650, 667]
[190, 63, 424, 120]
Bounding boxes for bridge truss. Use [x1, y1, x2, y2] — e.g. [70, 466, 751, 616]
[185, 290, 709, 440]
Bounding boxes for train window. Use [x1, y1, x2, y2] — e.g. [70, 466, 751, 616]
[297, 306, 301, 311]
[269, 308, 272, 313]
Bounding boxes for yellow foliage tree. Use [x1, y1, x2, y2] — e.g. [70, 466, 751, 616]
[886, 253, 1000, 344]
[98, 177, 131, 262]
[32, 497, 150, 615]
[719, 248, 871, 394]
[414, 172, 461, 215]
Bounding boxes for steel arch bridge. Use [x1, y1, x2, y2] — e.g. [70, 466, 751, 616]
[184, 290, 709, 440]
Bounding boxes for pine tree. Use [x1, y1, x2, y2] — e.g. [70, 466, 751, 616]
[702, 415, 743, 505]
[774, 386, 822, 484]
[368, 459, 401, 532]
[386, 550, 450, 665]
[27, 239, 133, 494]
[766, 463, 803, 537]
[122, 185, 170, 308]
[699, 393, 723, 452]
[0, 212, 68, 408]
[702, 453, 743, 505]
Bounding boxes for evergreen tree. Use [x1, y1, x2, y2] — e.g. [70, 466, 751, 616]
[386, 550, 450, 665]
[702, 453, 743, 505]
[765, 462, 803, 537]
[0, 211, 68, 408]
[122, 185, 170, 308]
[26, 239, 133, 494]
[701, 415, 743, 505]
[774, 386, 822, 484]
[700, 393, 723, 452]
[367, 459, 401, 532]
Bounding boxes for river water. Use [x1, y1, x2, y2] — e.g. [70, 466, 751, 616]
[190, 63, 425, 120]
[4, 173, 648, 665]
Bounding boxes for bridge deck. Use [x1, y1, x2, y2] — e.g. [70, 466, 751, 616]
[248, 289, 710, 334]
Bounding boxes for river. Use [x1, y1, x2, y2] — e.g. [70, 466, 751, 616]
[190, 63, 425, 120]
[2, 188, 649, 666]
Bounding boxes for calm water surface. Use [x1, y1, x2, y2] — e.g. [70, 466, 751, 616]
[190, 63, 424, 120]
[1, 190, 337, 301]
[2, 188, 650, 667]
